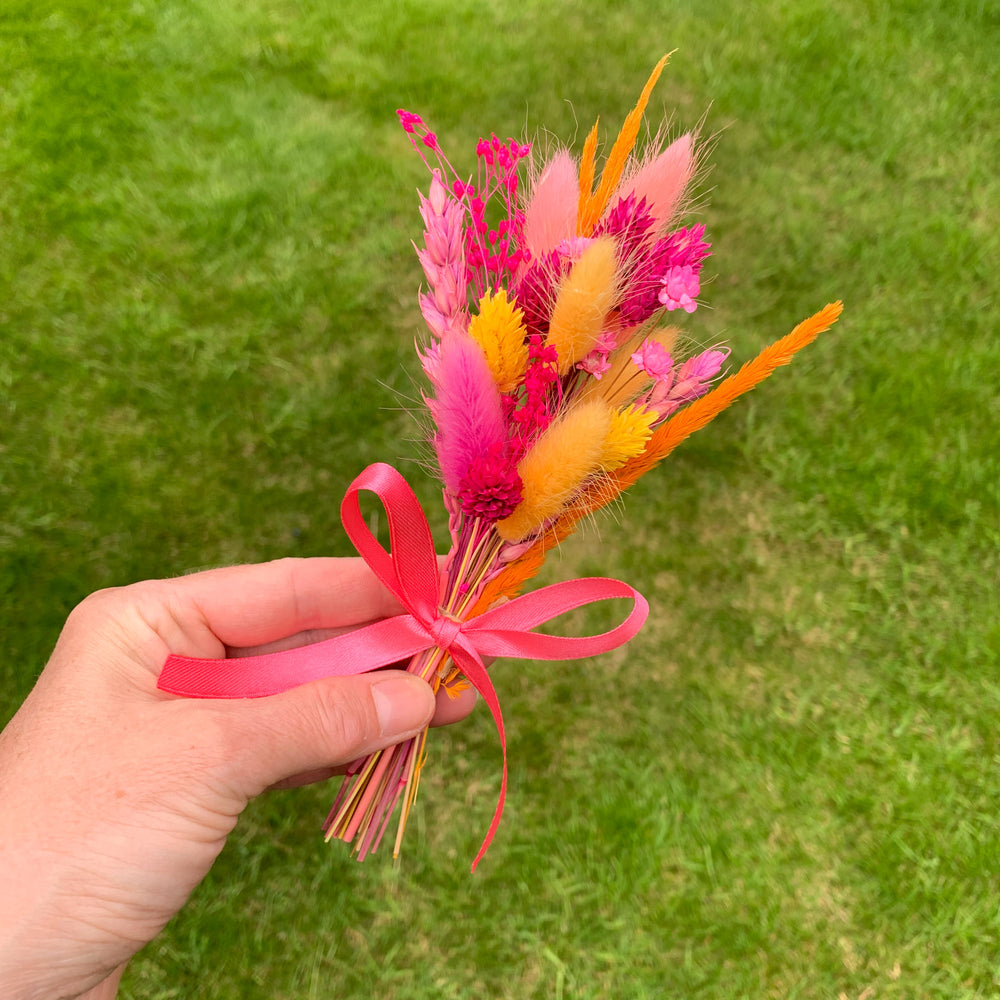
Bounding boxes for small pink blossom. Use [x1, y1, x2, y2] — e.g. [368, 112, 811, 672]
[593, 330, 618, 353]
[650, 346, 730, 419]
[680, 347, 728, 383]
[631, 339, 674, 381]
[658, 264, 700, 313]
[577, 350, 612, 379]
[554, 235, 596, 263]
[396, 109, 423, 133]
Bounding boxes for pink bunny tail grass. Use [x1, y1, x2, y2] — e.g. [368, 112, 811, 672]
[522, 149, 579, 259]
[431, 335, 507, 494]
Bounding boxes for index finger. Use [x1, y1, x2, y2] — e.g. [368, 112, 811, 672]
[161, 557, 404, 652]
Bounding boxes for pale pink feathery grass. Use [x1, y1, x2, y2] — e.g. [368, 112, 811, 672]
[618, 132, 696, 232]
[417, 170, 468, 339]
[521, 149, 579, 259]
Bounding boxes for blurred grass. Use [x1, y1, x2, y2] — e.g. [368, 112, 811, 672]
[2, 0, 999, 997]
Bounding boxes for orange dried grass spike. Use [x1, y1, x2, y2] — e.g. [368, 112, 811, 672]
[619, 300, 844, 484]
[480, 301, 844, 605]
[578, 52, 673, 236]
[576, 119, 600, 231]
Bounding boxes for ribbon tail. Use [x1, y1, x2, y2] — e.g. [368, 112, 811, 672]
[449, 644, 507, 872]
[157, 615, 434, 698]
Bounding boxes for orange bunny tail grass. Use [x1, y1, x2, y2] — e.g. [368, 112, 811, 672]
[578, 52, 673, 236]
[560, 301, 844, 524]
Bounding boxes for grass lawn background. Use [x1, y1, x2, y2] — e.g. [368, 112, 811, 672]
[2, 1, 998, 997]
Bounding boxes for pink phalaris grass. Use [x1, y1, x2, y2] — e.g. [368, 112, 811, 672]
[417, 170, 468, 339]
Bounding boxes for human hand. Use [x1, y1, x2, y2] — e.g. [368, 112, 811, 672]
[0, 557, 475, 1000]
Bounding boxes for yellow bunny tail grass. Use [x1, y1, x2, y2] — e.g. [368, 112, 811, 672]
[546, 238, 619, 375]
[496, 399, 611, 542]
[468, 289, 529, 392]
[601, 403, 657, 470]
[579, 52, 673, 236]
[577, 118, 600, 231]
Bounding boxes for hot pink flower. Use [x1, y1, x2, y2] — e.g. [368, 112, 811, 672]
[458, 445, 523, 521]
[577, 350, 612, 379]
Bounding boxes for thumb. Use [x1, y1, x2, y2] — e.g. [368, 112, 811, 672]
[209, 671, 436, 800]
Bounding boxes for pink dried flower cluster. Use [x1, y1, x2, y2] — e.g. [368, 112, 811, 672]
[635, 343, 730, 419]
[397, 104, 720, 523]
[510, 335, 559, 448]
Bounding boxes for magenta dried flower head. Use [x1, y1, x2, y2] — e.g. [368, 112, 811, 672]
[660, 223, 711, 268]
[618, 223, 711, 326]
[458, 446, 523, 521]
[593, 193, 657, 264]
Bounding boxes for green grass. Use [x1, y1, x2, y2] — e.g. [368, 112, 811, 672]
[2, 0, 999, 996]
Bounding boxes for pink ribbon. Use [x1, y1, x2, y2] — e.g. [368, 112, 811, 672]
[158, 463, 648, 868]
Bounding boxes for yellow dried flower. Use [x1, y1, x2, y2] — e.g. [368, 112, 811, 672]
[467, 290, 529, 393]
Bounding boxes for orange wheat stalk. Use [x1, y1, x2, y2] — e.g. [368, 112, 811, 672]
[607, 300, 844, 491]
[576, 121, 600, 234]
[471, 300, 844, 612]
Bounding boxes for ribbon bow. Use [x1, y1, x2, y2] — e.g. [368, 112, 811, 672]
[158, 463, 649, 868]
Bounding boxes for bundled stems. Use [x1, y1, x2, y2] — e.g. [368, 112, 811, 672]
[324, 514, 505, 859]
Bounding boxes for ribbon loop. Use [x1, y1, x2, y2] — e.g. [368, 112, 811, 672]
[158, 463, 648, 868]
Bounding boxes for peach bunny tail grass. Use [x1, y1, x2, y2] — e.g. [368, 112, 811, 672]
[495, 399, 611, 543]
[546, 238, 619, 375]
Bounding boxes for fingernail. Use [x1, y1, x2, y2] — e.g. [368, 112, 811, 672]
[371, 675, 433, 738]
